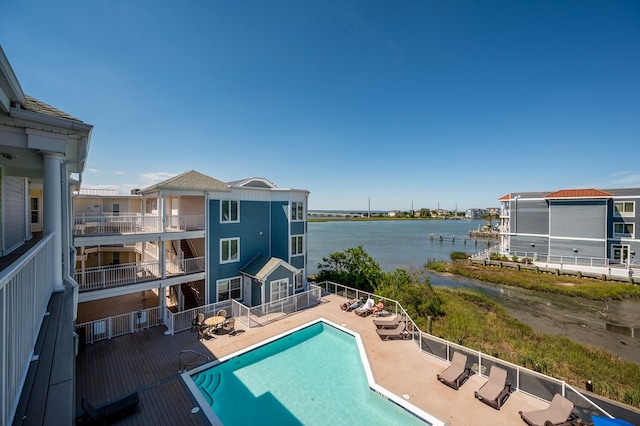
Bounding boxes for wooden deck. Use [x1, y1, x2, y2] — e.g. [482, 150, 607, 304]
[76, 294, 551, 425]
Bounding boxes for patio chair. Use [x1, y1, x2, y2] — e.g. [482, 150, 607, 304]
[376, 321, 410, 340]
[519, 393, 576, 426]
[216, 309, 227, 318]
[354, 298, 375, 317]
[437, 351, 471, 390]
[474, 365, 511, 410]
[373, 315, 402, 329]
[224, 317, 236, 337]
[192, 313, 208, 341]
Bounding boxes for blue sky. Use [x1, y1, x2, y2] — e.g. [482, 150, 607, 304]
[2, 1, 639, 211]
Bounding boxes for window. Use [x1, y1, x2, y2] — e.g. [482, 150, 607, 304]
[221, 200, 239, 222]
[220, 238, 239, 263]
[291, 235, 304, 256]
[30, 197, 39, 224]
[614, 201, 634, 217]
[291, 202, 304, 221]
[217, 277, 241, 301]
[614, 222, 634, 237]
[295, 270, 304, 290]
[270, 278, 289, 303]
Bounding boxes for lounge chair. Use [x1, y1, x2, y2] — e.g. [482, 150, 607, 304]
[376, 321, 410, 340]
[354, 298, 375, 317]
[372, 300, 385, 317]
[341, 299, 360, 311]
[474, 365, 511, 410]
[519, 393, 576, 426]
[373, 315, 402, 329]
[437, 351, 471, 390]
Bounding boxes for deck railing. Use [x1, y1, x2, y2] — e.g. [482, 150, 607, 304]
[75, 257, 205, 291]
[0, 235, 55, 426]
[72, 213, 205, 236]
[237, 285, 322, 328]
[163, 285, 322, 334]
[316, 280, 615, 421]
[76, 306, 164, 344]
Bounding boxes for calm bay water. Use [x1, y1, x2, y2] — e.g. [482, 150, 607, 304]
[307, 218, 489, 275]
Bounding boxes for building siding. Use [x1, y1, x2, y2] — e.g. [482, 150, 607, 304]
[503, 188, 640, 267]
[513, 199, 549, 235]
[270, 201, 289, 260]
[550, 200, 607, 239]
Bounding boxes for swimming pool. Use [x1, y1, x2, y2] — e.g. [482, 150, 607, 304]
[182, 319, 444, 426]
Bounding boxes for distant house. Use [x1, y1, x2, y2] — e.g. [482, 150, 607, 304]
[499, 188, 639, 268]
[388, 210, 401, 217]
[465, 208, 486, 219]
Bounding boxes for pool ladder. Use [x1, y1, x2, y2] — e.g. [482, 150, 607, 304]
[178, 349, 211, 373]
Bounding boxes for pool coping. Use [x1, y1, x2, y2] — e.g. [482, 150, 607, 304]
[181, 318, 446, 426]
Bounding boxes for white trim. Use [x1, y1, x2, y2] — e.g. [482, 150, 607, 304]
[219, 200, 239, 223]
[215, 276, 242, 302]
[291, 234, 304, 256]
[219, 237, 239, 264]
[614, 200, 635, 218]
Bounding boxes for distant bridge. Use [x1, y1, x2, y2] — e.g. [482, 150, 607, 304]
[308, 211, 368, 218]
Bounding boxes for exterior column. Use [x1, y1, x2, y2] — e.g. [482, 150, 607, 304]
[42, 151, 64, 290]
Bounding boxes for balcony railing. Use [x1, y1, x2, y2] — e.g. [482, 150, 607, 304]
[75, 257, 205, 291]
[73, 213, 204, 236]
[0, 235, 55, 426]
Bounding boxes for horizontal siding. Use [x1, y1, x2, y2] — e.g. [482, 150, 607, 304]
[514, 199, 548, 235]
[549, 238, 606, 258]
[550, 200, 606, 239]
[4, 176, 26, 251]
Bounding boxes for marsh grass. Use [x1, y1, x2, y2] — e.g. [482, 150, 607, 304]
[426, 288, 640, 408]
[428, 260, 640, 300]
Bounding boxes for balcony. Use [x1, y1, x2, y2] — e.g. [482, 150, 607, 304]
[75, 257, 205, 292]
[73, 213, 204, 236]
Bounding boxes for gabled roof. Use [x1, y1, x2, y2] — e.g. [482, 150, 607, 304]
[228, 177, 277, 189]
[240, 254, 298, 282]
[23, 95, 81, 122]
[498, 194, 510, 201]
[140, 170, 229, 193]
[545, 189, 614, 199]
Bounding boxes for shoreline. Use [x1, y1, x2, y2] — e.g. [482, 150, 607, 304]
[432, 271, 640, 365]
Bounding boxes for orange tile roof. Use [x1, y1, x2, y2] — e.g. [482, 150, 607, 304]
[498, 193, 510, 201]
[545, 189, 613, 199]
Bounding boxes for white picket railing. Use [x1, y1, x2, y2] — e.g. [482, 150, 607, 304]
[75, 306, 164, 344]
[75, 257, 205, 291]
[73, 214, 205, 235]
[0, 235, 55, 426]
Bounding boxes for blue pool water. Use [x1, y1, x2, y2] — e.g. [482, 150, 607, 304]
[187, 321, 436, 425]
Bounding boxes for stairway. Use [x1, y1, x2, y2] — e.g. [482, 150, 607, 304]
[181, 239, 195, 259]
[181, 282, 198, 311]
[179, 240, 199, 310]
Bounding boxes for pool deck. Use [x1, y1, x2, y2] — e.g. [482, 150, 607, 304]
[76, 294, 549, 425]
